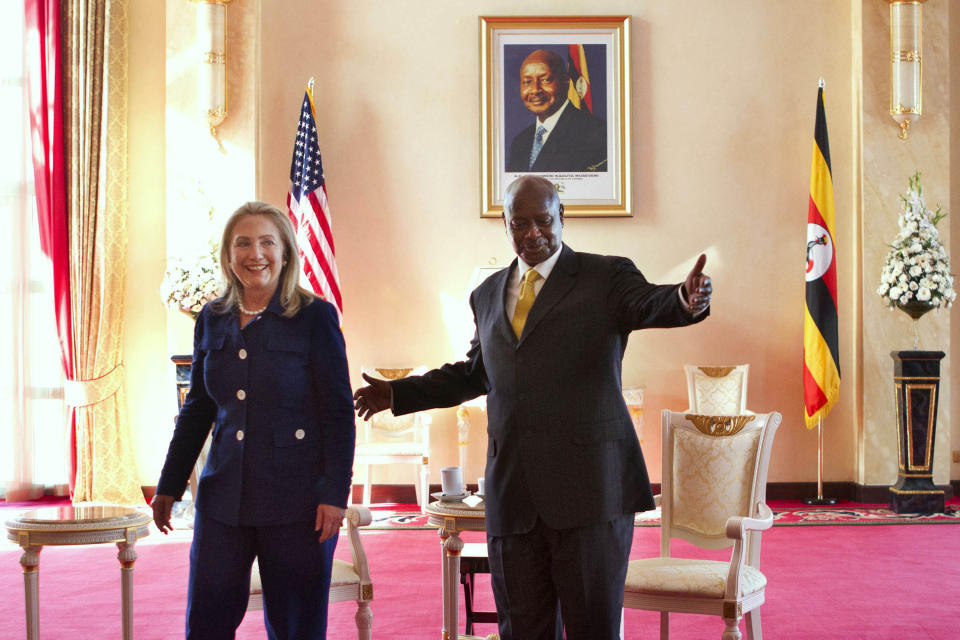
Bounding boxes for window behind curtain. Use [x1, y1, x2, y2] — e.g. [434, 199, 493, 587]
[0, 0, 68, 499]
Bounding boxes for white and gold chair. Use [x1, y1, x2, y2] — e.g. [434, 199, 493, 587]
[623, 409, 781, 640]
[684, 364, 751, 414]
[352, 367, 432, 512]
[247, 505, 374, 640]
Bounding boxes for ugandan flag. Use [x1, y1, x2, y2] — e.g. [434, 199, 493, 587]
[567, 44, 593, 113]
[803, 83, 840, 428]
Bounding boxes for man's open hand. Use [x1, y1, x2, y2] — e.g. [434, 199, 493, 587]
[683, 254, 712, 315]
[353, 373, 392, 420]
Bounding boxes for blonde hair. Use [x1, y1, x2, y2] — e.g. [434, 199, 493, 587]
[210, 201, 316, 318]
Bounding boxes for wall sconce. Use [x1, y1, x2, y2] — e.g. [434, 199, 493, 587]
[191, 0, 233, 138]
[889, 0, 924, 140]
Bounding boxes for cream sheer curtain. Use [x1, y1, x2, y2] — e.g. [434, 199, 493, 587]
[0, 0, 69, 500]
[63, 0, 140, 504]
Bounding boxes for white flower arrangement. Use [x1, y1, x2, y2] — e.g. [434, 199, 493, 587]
[877, 173, 955, 312]
[160, 245, 222, 318]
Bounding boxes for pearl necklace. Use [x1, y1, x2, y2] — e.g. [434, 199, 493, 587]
[238, 299, 268, 315]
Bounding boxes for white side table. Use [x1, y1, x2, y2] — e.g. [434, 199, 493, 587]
[5, 505, 151, 640]
[424, 499, 487, 640]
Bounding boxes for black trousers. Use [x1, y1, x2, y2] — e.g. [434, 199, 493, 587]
[487, 513, 634, 640]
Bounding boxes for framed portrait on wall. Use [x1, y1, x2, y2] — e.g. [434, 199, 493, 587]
[480, 16, 631, 218]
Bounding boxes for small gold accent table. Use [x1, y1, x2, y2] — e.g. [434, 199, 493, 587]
[5, 505, 151, 640]
[424, 499, 492, 640]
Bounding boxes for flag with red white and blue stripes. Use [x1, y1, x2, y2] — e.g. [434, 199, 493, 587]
[287, 81, 343, 320]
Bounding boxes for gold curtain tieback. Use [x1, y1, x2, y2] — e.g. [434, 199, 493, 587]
[64, 363, 125, 407]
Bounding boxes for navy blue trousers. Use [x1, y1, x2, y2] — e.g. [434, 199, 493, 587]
[187, 510, 337, 640]
[487, 513, 634, 640]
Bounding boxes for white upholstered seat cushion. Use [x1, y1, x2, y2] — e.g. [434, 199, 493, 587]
[625, 557, 766, 598]
[250, 558, 360, 595]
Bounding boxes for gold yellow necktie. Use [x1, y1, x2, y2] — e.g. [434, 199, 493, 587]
[511, 269, 542, 338]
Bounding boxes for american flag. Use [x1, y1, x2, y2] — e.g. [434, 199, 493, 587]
[286, 81, 343, 319]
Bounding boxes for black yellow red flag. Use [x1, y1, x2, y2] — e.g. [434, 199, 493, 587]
[566, 44, 593, 113]
[803, 82, 840, 428]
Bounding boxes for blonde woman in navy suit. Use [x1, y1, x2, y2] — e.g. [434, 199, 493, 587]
[355, 176, 712, 640]
[152, 201, 354, 640]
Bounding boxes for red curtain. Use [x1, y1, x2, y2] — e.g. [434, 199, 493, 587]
[25, 0, 77, 493]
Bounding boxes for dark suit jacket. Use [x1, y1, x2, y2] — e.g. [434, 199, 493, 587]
[391, 245, 706, 537]
[507, 105, 607, 173]
[156, 294, 355, 527]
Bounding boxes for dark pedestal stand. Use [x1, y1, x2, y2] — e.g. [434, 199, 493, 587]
[171, 354, 192, 409]
[170, 355, 196, 520]
[889, 350, 945, 514]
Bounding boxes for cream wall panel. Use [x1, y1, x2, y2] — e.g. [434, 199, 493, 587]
[165, 0, 260, 350]
[126, 0, 168, 485]
[949, 0, 959, 484]
[125, 0, 261, 484]
[256, 0, 857, 486]
[123, 0, 954, 491]
[860, 0, 951, 486]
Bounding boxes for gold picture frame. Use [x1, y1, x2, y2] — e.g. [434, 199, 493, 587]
[480, 16, 631, 218]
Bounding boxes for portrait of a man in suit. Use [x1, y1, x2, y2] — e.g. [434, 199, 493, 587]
[505, 48, 607, 173]
[354, 175, 712, 640]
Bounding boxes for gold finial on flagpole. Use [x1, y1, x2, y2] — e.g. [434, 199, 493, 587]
[818, 77, 825, 89]
[308, 77, 315, 91]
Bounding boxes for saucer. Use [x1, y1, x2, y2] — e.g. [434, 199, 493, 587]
[431, 491, 472, 503]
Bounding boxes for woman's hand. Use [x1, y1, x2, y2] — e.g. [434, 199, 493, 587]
[315, 504, 345, 543]
[151, 494, 175, 534]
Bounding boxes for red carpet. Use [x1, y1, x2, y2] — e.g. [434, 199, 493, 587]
[1, 517, 958, 638]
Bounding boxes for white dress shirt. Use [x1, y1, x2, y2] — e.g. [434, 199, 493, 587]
[532, 99, 571, 149]
[505, 248, 563, 320]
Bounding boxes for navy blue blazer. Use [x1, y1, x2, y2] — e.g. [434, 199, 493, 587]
[156, 293, 355, 527]
[391, 245, 707, 537]
[507, 105, 607, 173]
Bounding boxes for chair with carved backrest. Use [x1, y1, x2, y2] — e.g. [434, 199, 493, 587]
[684, 364, 751, 414]
[246, 506, 374, 639]
[623, 409, 781, 640]
[352, 366, 432, 512]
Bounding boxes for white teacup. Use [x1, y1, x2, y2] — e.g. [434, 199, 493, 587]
[477, 477, 485, 495]
[441, 466, 464, 495]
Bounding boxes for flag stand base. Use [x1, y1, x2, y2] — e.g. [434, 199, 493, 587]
[804, 416, 835, 506]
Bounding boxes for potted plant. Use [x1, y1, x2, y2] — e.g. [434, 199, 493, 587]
[877, 172, 955, 346]
[160, 244, 221, 320]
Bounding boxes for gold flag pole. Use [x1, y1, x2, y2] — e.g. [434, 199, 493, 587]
[803, 415, 837, 505]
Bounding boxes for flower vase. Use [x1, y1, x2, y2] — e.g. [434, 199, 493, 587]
[896, 300, 935, 349]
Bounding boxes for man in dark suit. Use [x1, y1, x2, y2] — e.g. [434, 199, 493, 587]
[353, 176, 712, 640]
[506, 49, 607, 173]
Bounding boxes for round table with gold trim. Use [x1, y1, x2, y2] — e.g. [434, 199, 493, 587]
[5, 505, 151, 640]
[424, 498, 495, 640]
